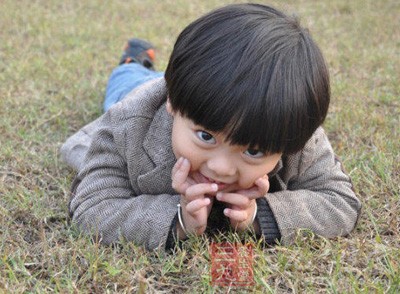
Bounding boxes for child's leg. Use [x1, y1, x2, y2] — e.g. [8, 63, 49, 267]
[104, 63, 163, 112]
[103, 38, 164, 112]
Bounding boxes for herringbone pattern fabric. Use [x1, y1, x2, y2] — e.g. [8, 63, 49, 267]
[61, 78, 361, 250]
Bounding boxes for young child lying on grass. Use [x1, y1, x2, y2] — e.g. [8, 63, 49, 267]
[61, 3, 361, 251]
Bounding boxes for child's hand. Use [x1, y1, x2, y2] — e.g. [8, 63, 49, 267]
[216, 175, 269, 232]
[171, 157, 217, 238]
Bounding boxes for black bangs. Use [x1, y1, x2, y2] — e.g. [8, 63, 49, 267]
[165, 3, 330, 154]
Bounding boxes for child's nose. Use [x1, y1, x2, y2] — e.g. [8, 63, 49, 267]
[206, 154, 237, 177]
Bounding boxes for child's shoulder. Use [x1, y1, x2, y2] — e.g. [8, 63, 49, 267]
[282, 127, 333, 177]
[61, 77, 169, 171]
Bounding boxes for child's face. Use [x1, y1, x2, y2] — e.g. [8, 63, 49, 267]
[167, 103, 282, 193]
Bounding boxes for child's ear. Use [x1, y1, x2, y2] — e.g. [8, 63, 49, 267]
[166, 97, 174, 115]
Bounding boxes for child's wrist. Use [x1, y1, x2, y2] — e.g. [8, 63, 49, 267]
[233, 201, 258, 232]
[245, 202, 258, 231]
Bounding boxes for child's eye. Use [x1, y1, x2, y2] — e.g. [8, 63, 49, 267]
[195, 131, 216, 144]
[244, 149, 265, 158]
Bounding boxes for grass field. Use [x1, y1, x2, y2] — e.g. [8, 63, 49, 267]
[1, 0, 399, 292]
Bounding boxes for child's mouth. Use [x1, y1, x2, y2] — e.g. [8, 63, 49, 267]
[195, 172, 228, 191]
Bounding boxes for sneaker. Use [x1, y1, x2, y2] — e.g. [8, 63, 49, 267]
[119, 38, 156, 70]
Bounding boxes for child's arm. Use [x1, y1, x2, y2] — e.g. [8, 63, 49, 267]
[66, 110, 180, 251]
[257, 127, 362, 244]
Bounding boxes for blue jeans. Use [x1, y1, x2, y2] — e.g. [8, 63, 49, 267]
[103, 63, 164, 112]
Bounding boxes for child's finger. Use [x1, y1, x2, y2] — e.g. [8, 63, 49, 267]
[171, 157, 184, 176]
[254, 174, 270, 194]
[237, 175, 270, 198]
[216, 192, 251, 208]
[185, 197, 211, 214]
[172, 158, 190, 181]
[185, 183, 218, 201]
[171, 157, 191, 193]
[235, 186, 261, 199]
[223, 207, 247, 223]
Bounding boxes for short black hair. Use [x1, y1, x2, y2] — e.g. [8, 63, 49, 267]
[165, 3, 330, 154]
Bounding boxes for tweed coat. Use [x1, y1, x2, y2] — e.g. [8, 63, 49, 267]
[61, 77, 361, 250]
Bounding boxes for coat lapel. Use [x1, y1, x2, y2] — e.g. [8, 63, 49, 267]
[137, 104, 177, 195]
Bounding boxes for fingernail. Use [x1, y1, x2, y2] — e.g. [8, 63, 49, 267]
[211, 184, 218, 191]
[216, 192, 222, 200]
[223, 208, 229, 216]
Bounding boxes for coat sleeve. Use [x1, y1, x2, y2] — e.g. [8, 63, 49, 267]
[265, 128, 362, 244]
[68, 111, 179, 250]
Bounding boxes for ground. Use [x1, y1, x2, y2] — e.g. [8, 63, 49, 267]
[1, 0, 399, 292]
